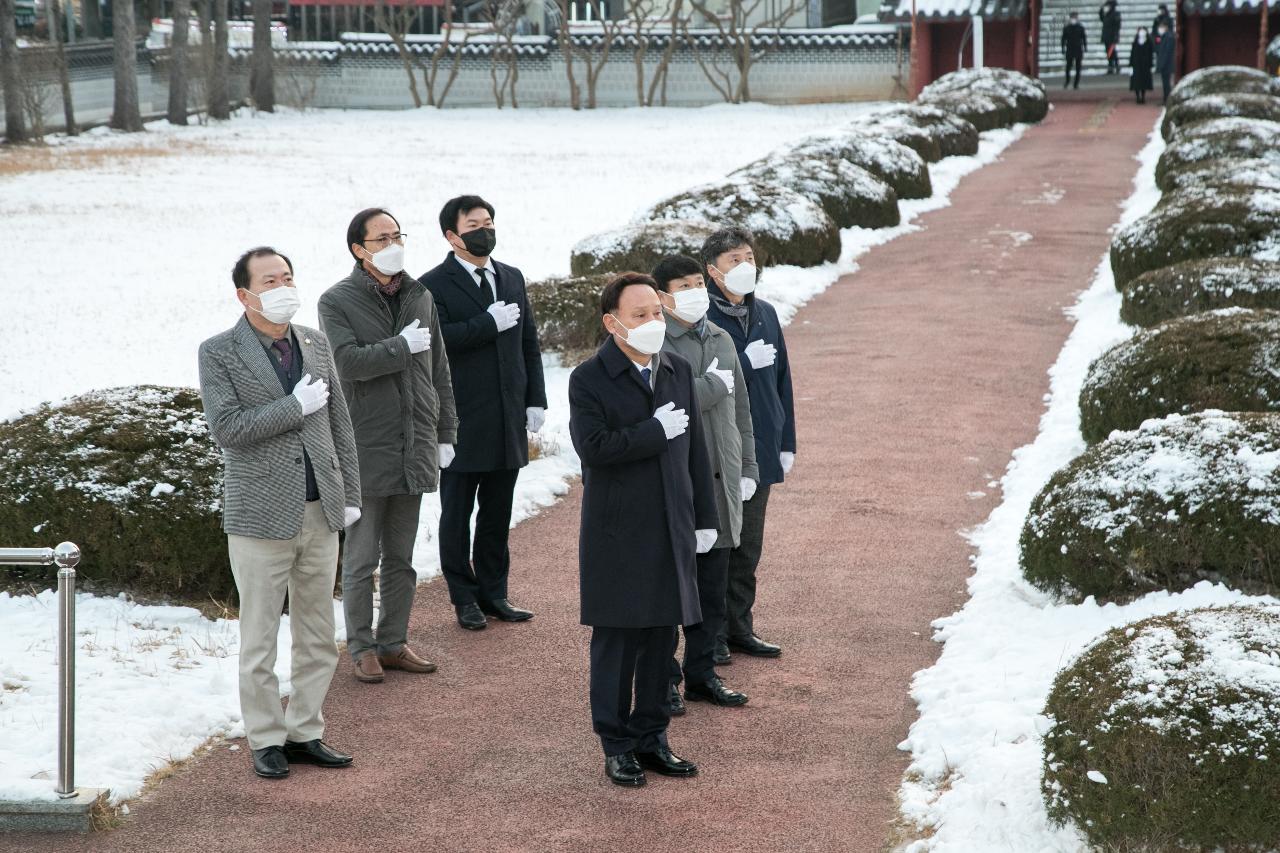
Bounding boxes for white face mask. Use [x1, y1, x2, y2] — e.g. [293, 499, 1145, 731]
[369, 242, 405, 275]
[249, 286, 301, 324]
[719, 262, 758, 296]
[612, 316, 666, 356]
[669, 287, 710, 323]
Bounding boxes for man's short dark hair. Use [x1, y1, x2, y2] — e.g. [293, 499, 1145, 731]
[346, 207, 399, 260]
[699, 226, 757, 274]
[232, 247, 293, 291]
[439, 195, 496, 236]
[651, 255, 704, 292]
[600, 272, 658, 315]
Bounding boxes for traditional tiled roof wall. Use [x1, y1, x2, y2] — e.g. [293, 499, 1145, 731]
[878, 0, 1027, 22]
[1180, 0, 1278, 13]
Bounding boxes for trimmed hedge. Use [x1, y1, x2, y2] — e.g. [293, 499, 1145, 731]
[1161, 93, 1280, 141]
[918, 66, 1048, 124]
[1042, 605, 1280, 852]
[731, 151, 901, 230]
[853, 114, 942, 162]
[1160, 156, 1280, 196]
[526, 273, 612, 361]
[916, 90, 1018, 133]
[1168, 64, 1280, 108]
[787, 131, 932, 200]
[1079, 308, 1280, 443]
[0, 386, 230, 601]
[570, 220, 719, 277]
[1020, 410, 1280, 602]
[1109, 187, 1280, 288]
[639, 176, 841, 267]
[867, 104, 981, 158]
[1120, 257, 1280, 326]
[1154, 117, 1280, 191]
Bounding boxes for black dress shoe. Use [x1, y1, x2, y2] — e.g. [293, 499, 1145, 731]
[252, 745, 289, 779]
[456, 602, 487, 630]
[727, 634, 782, 658]
[668, 683, 687, 716]
[479, 598, 534, 622]
[636, 747, 698, 777]
[283, 739, 353, 768]
[685, 676, 749, 707]
[713, 640, 732, 665]
[605, 752, 646, 787]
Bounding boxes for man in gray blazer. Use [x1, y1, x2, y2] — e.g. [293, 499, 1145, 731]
[198, 246, 362, 780]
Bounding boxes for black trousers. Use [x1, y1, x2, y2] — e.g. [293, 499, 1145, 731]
[1105, 42, 1120, 73]
[1160, 70, 1172, 102]
[438, 468, 520, 606]
[1064, 53, 1082, 88]
[590, 626, 677, 757]
[669, 547, 730, 686]
[722, 483, 771, 643]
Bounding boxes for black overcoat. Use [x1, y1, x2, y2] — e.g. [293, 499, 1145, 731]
[419, 253, 547, 473]
[569, 338, 719, 629]
[1129, 37, 1154, 91]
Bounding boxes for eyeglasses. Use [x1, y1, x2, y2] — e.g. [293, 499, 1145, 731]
[361, 233, 407, 249]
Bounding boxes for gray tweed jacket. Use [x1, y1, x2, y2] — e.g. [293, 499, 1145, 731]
[198, 315, 362, 540]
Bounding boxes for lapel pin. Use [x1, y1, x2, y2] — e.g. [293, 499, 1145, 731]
[304, 338, 312, 345]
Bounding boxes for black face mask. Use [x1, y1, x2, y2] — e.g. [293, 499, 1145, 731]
[459, 227, 497, 257]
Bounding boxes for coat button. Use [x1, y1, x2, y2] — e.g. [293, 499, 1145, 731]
[295, 457, 302, 464]
[714, 472, 721, 479]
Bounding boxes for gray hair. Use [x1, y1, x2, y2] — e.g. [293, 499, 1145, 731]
[699, 226, 758, 274]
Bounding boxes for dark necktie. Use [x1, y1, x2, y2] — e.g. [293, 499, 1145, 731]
[272, 339, 293, 373]
[641, 367, 651, 387]
[476, 268, 495, 306]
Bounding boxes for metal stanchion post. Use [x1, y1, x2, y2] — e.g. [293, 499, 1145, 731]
[53, 542, 80, 799]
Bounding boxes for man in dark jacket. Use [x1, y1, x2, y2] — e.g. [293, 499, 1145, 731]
[1062, 12, 1087, 89]
[418, 195, 547, 631]
[1099, 0, 1122, 73]
[1152, 4, 1173, 33]
[704, 227, 795, 663]
[569, 272, 718, 788]
[318, 208, 458, 685]
[1154, 20, 1176, 103]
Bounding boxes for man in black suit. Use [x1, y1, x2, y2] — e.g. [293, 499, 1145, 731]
[568, 272, 719, 788]
[419, 195, 547, 631]
[1062, 11, 1087, 89]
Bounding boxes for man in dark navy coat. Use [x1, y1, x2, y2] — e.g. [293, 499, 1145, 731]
[569, 272, 719, 788]
[419, 195, 548, 631]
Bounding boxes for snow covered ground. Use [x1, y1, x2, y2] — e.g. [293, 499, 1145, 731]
[0, 105, 1024, 806]
[894, 117, 1280, 852]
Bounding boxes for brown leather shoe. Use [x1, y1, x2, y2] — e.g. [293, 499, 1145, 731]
[353, 652, 384, 683]
[379, 646, 437, 674]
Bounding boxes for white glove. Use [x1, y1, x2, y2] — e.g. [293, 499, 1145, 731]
[740, 477, 757, 502]
[343, 506, 361, 527]
[487, 301, 520, 333]
[653, 401, 689, 440]
[292, 373, 329, 416]
[706, 357, 734, 395]
[399, 318, 432, 354]
[438, 443, 456, 469]
[526, 406, 546, 433]
[780, 451, 795, 475]
[695, 529, 718, 554]
[744, 339, 777, 370]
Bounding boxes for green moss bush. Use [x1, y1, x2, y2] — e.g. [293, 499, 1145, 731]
[918, 66, 1048, 124]
[852, 116, 942, 162]
[1079, 309, 1280, 443]
[1154, 117, 1280, 190]
[1160, 156, 1280, 196]
[731, 151, 901, 230]
[526, 273, 612, 361]
[862, 104, 980, 158]
[1161, 93, 1280, 141]
[0, 386, 231, 601]
[787, 132, 931, 200]
[1168, 64, 1280, 108]
[569, 220, 719, 277]
[1020, 411, 1280, 601]
[1120, 257, 1280, 326]
[1042, 605, 1280, 852]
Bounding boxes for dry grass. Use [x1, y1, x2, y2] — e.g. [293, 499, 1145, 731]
[0, 140, 211, 178]
[883, 767, 957, 852]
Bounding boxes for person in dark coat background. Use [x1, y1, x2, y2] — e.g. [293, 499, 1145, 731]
[704, 226, 795, 664]
[1099, 0, 1122, 73]
[1061, 12, 1087, 89]
[1129, 27, 1154, 103]
[569, 272, 719, 788]
[1152, 3, 1173, 33]
[1154, 20, 1176, 103]
[419, 195, 547, 631]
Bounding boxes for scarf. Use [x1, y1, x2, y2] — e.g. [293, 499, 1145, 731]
[709, 290, 750, 336]
[361, 266, 404, 298]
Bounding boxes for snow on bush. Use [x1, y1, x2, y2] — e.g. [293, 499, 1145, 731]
[1155, 117, 1280, 190]
[526, 273, 610, 361]
[1042, 605, 1280, 852]
[1109, 187, 1280, 288]
[1168, 64, 1280, 108]
[569, 220, 719, 277]
[0, 386, 229, 600]
[638, 176, 841, 268]
[859, 104, 980, 158]
[1079, 308, 1280, 443]
[1161, 93, 1280, 141]
[918, 66, 1048, 125]
[849, 113, 942, 163]
[730, 149, 900, 230]
[1160, 156, 1280, 196]
[1020, 410, 1280, 602]
[785, 130, 932, 200]
[1121, 257, 1280, 327]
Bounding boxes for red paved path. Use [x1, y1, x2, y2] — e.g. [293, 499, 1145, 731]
[10, 100, 1156, 853]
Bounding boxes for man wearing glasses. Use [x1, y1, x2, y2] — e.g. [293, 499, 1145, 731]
[318, 208, 459, 684]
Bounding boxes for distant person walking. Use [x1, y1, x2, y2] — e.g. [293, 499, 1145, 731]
[1152, 3, 1173, 33]
[1100, 0, 1122, 74]
[1129, 27, 1154, 103]
[1154, 20, 1176, 103]
[1062, 12, 1087, 90]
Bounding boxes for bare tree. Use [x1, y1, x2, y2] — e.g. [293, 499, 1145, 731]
[486, 0, 521, 108]
[208, 0, 230, 118]
[250, 0, 274, 110]
[18, 48, 57, 138]
[46, 0, 76, 133]
[551, 0, 581, 108]
[555, 0, 623, 109]
[83, 0, 104, 39]
[1258, 4, 1270, 71]
[374, 0, 425, 106]
[0, 0, 26, 142]
[110, 0, 145, 130]
[168, 0, 191, 123]
[647, 0, 682, 105]
[625, 0, 659, 105]
[419, 13, 470, 106]
[685, 0, 801, 103]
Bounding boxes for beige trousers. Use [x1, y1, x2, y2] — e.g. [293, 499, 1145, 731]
[228, 501, 339, 751]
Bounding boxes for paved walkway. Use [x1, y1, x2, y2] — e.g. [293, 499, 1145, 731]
[11, 100, 1156, 853]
